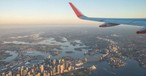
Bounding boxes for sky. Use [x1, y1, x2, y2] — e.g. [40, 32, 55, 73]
[0, 0, 146, 25]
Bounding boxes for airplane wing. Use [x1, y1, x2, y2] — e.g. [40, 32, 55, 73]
[69, 2, 146, 34]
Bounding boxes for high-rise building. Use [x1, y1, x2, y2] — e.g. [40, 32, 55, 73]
[16, 73, 21, 76]
[27, 71, 31, 76]
[60, 63, 65, 74]
[6, 74, 8, 76]
[35, 73, 41, 76]
[43, 71, 47, 76]
[26, 67, 29, 71]
[1, 72, 5, 76]
[53, 59, 56, 65]
[52, 67, 55, 75]
[65, 62, 69, 69]
[50, 70, 53, 76]
[22, 69, 27, 76]
[1, 58, 77, 76]
[47, 72, 50, 76]
[61, 59, 65, 63]
[17, 67, 21, 74]
[20, 66, 24, 76]
[56, 65, 60, 74]
[58, 59, 61, 64]
[31, 68, 35, 75]
[8, 71, 12, 76]
[40, 65, 44, 72]
[68, 65, 72, 71]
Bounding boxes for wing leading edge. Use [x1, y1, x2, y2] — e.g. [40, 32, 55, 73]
[69, 2, 146, 34]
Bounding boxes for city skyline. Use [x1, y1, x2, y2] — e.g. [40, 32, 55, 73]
[0, 0, 146, 25]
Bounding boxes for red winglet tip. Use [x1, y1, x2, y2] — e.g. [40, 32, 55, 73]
[69, 2, 83, 17]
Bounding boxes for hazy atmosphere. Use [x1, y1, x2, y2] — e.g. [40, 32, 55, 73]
[0, 0, 146, 25]
[0, 0, 146, 76]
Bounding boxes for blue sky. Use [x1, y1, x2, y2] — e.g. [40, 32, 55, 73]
[0, 0, 146, 25]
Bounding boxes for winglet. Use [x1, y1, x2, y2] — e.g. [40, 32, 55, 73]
[69, 2, 84, 18]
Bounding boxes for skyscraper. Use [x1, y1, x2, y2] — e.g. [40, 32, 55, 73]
[40, 65, 44, 73]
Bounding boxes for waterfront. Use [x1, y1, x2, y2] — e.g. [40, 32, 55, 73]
[0, 26, 146, 76]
